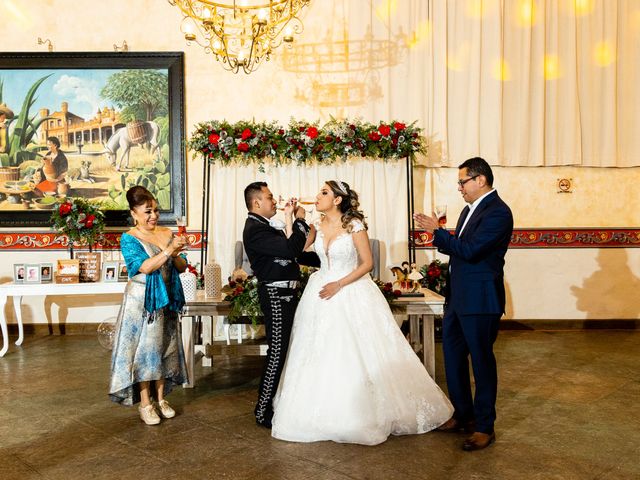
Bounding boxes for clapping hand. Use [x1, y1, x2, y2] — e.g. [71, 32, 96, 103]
[168, 235, 187, 256]
[413, 212, 440, 232]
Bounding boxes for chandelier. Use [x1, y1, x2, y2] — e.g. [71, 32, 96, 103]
[168, 0, 311, 74]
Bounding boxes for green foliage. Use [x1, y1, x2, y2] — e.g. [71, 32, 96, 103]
[101, 70, 168, 121]
[0, 75, 53, 167]
[188, 117, 427, 169]
[50, 197, 106, 247]
[105, 157, 171, 210]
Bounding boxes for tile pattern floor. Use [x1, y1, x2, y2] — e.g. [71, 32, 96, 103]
[1, 330, 639, 480]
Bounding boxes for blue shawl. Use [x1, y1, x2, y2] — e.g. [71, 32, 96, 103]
[120, 232, 185, 322]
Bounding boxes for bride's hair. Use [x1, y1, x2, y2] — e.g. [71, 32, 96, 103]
[325, 180, 368, 232]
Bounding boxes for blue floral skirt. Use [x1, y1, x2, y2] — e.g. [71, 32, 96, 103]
[109, 278, 187, 406]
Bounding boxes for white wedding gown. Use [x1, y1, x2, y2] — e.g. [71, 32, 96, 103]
[271, 220, 453, 445]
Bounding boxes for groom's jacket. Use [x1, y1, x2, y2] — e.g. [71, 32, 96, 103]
[243, 212, 309, 282]
[432, 191, 513, 316]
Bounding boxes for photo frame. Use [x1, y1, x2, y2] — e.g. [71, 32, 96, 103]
[40, 263, 53, 282]
[24, 263, 41, 283]
[102, 261, 119, 282]
[117, 262, 129, 282]
[0, 52, 185, 227]
[13, 264, 25, 283]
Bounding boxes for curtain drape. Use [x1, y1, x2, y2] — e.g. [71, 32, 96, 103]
[425, 0, 640, 167]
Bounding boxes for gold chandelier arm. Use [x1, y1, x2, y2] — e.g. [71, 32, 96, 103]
[168, 0, 310, 74]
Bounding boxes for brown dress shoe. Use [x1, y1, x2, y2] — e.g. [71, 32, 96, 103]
[437, 418, 476, 433]
[462, 431, 496, 451]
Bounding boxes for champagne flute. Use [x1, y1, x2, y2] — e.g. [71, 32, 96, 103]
[176, 215, 187, 236]
[435, 205, 447, 227]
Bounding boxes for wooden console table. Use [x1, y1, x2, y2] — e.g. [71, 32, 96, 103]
[0, 281, 126, 357]
[180, 288, 444, 388]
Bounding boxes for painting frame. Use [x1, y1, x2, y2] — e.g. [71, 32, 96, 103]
[0, 52, 185, 227]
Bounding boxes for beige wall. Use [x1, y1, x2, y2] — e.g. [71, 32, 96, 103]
[1, 1, 638, 325]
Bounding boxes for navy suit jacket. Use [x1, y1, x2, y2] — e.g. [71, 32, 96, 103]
[433, 191, 513, 316]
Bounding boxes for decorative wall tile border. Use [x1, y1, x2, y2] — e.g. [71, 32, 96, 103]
[0, 232, 204, 251]
[411, 229, 640, 249]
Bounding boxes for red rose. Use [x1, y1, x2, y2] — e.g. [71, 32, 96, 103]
[349, 124, 356, 130]
[208, 133, 220, 145]
[241, 128, 252, 140]
[325, 135, 334, 142]
[238, 142, 249, 152]
[234, 286, 244, 295]
[272, 142, 278, 149]
[378, 124, 391, 136]
[306, 126, 318, 139]
[393, 122, 406, 131]
[58, 202, 72, 216]
[278, 129, 285, 135]
[393, 290, 402, 297]
[229, 280, 236, 288]
[298, 126, 305, 132]
[83, 214, 95, 228]
[368, 132, 381, 141]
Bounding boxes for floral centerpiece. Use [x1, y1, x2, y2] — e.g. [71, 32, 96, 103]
[188, 117, 426, 169]
[419, 259, 449, 295]
[222, 268, 402, 325]
[50, 197, 106, 254]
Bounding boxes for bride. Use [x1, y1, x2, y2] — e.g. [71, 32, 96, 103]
[271, 180, 453, 445]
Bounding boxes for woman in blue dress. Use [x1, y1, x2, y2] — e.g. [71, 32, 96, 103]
[109, 186, 189, 425]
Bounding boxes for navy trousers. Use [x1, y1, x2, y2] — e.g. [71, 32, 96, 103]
[442, 307, 500, 434]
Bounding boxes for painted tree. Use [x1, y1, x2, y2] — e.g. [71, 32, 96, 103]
[100, 70, 168, 122]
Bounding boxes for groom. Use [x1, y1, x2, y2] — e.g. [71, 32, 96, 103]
[414, 157, 513, 451]
[243, 182, 309, 428]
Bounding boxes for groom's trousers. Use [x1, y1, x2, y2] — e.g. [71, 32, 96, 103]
[442, 307, 500, 434]
[254, 283, 299, 427]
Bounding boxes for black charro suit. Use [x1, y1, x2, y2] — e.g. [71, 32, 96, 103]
[243, 212, 309, 427]
[432, 190, 513, 434]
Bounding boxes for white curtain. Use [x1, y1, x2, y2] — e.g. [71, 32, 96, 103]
[208, 159, 408, 281]
[426, 0, 640, 167]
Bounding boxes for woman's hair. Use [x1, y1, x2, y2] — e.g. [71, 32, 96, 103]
[126, 185, 155, 211]
[325, 180, 368, 232]
[47, 136, 61, 148]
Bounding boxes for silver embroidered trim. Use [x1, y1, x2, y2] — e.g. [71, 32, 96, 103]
[274, 258, 292, 266]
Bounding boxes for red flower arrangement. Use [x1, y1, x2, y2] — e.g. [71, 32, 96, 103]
[419, 259, 449, 295]
[50, 197, 106, 248]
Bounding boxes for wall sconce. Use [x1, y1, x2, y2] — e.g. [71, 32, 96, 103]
[557, 178, 573, 193]
[113, 41, 129, 52]
[37, 38, 54, 52]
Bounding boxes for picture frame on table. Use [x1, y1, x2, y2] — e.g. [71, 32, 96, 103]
[40, 263, 53, 283]
[24, 264, 41, 283]
[0, 52, 185, 228]
[117, 262, 129, 282]
[13, 264, 25, 283]
[102, 261, 119, 282]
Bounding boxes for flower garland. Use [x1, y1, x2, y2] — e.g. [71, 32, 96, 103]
[50, 197, 106, 247]
[188, 118, 426, 167]
[222, 267, 401, 325]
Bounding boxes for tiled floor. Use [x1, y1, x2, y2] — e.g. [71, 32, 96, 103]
[1, 330, 639, 480]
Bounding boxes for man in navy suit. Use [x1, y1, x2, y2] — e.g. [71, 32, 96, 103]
[414, 157, 513, 451]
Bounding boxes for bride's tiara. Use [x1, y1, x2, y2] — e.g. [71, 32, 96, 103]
[335, 180, 348, 195]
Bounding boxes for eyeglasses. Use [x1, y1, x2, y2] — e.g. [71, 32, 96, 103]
[457, 175, 479, 187]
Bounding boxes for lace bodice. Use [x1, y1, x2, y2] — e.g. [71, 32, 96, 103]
[314, 219, 365, 276]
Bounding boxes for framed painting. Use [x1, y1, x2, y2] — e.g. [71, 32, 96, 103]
[0, 52, 185, 227]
